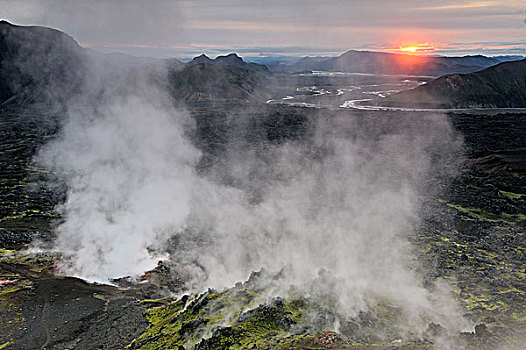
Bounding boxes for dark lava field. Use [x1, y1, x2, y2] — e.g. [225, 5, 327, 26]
[0, 105, 525, 349]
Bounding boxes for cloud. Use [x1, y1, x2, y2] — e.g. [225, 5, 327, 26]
[416, 1, 505, 11]
[1, 0, 524, 57]
[1, 0, 185, 44]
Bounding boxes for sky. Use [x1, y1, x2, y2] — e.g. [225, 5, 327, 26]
[1, 0, 525, 58]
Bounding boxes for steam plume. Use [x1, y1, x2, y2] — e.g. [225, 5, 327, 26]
[33, 47, 467, 336]
[170, 110, 466, 331]
[38, 58, 200, 281]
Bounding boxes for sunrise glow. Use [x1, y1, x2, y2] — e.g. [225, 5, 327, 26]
[400, 46, 419, 53]
[388, 42, 437, 54]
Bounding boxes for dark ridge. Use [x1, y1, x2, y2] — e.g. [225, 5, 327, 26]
[168, 63, 271, 103]
[374, 59, 526, 108]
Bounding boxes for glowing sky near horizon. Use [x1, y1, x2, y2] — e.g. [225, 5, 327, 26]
[0, 0, 524, 58]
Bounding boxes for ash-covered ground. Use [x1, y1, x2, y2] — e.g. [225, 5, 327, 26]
[0, 105, 525, 349]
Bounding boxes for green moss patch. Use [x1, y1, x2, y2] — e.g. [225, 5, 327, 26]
[499, 190, 524, 199]
[447, 203, 526, 223]
[128, 283, 308, 350]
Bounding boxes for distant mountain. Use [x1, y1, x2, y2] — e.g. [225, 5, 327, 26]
[273, 50, 500, 76]
[188, 53, 269, 74]
[295, 56, 329, 65]
[244, 56, 309, 66]
[168, 63, 270, 103]
[492, 55, 525, 63]
[373, 59, 526, 108]
[0, 21, 268, 106]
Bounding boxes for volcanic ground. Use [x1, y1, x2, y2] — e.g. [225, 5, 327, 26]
[0, 105, 525, 349]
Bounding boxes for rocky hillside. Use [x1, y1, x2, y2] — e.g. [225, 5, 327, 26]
[274, 50, 500, 76]
[373, 59, 526, 108]
[188, 53, 269, 74]
[168, 63, 271, 103]
[0, 20, 88, 106]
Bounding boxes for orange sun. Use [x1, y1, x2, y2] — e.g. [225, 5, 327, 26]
[391, 42, 436, 54]
[400, 46, 420, 53]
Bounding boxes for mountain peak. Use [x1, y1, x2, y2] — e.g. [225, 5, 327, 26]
[223, 53, 242, 59]
[215, 53, 244, 62]
[191, 54, 212, 64]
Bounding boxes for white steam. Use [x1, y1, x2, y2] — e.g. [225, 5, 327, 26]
[169, 111, 466, 330]
[39, 69, 200, 281]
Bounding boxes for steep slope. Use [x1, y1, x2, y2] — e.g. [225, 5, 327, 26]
[0, 20, 88, 106]
[374, 59, 526, 108]
[275, 50, 499, 76]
